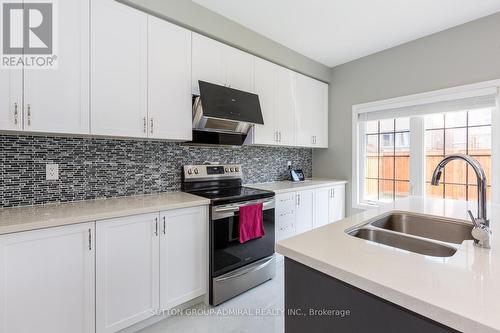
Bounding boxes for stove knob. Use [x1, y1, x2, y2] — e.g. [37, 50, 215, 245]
[187, 169, 193, 175]
[225, 167, 229, 172]
[230, 168, 234, 172]
[235, 167, 240, 172]
[194, 168, 199, 174]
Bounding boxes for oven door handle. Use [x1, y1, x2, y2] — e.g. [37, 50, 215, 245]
[214, 256, 275, 282]
[213, 199, 275, 214]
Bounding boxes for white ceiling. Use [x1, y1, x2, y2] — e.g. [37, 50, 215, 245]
[192, 0, 500, 67]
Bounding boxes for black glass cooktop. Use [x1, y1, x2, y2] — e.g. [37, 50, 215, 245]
[189, 186, 274, 205]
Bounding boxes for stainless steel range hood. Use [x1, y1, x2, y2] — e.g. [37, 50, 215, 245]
[191, 81, 264, 145]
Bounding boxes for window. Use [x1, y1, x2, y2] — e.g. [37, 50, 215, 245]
[353, 81, 499, 209]
[364, 118, 410, 203]
[425, 109, 492, 201]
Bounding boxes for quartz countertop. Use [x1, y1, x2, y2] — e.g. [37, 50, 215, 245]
[246, 178, 347, 194]
[276, 196, 500, 333]
[0, 192, 210, 235]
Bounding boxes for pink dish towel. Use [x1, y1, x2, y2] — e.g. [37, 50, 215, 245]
[239, 203, 265, 244]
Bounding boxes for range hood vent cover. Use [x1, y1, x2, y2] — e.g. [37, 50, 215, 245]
[190, 81, 264, 146]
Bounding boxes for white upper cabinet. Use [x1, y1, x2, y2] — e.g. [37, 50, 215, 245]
[192, 33, 254, 95]
[192, 33, 225, 95]
[0, 223, 95, 333]
[0, 69, 22, 131]
[96, 213, 160, 333]
[311, 78, 329, 148]
[24, 0, 90, 135]
[148, 15, 192, 141]
[224, 45, 255, 92]
[250, 59, 295, 146]
[91, 0, 148, 138]
[295, 73, 329, 148]
[276, 67, 296, 145]
[160, 206, 207, 310]
[252, 58, 278, 145]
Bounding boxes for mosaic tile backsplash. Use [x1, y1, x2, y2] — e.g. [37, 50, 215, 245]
[0, 135, 312, 208]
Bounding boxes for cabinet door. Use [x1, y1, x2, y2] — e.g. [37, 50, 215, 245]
[295, 190, 314, 234]
[0, 69, 22, 131]
[0, 223, 95, 333]
[314, 187, 330, 228]
[148, 15, 192, 140]
[96, 213, 160, 333]
[329, 185, 345, 223]
[276, 67, 296, 146]
[312, 80, 329, 148]
[91, 0, 148, 137]
[24, 0, 90, 135]
[295, 73, 316, 147]
[160, 206, 207, 310]
[252, 58, 278, 145]
[224, 45, 254, 92]
[191, 33, 225, 95]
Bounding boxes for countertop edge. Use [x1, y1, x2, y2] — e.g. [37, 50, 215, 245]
[0, 195, 210, 235]
[247, 179, 348, 194]
[276, 241, 496, 333]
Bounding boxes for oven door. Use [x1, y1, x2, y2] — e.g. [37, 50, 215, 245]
[210, 198, 275, 277]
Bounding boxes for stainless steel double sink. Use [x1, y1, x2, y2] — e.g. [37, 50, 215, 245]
[346, 212, 474, 257]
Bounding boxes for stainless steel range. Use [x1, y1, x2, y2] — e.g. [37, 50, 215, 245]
[182, 164, 276, 305]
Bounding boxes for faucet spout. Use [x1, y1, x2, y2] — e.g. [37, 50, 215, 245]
[430, 154, 490, 248]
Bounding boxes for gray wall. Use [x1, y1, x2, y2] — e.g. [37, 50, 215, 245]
[121, 0, 331, 82]
[314, 12, 500, 215]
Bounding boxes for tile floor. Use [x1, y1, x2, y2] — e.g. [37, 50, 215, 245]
[139, 260, 284, 333]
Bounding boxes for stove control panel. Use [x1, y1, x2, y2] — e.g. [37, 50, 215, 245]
[183, 164, 243, 180]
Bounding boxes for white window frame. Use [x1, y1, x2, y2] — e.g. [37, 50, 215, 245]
[352, 79, 500, 210]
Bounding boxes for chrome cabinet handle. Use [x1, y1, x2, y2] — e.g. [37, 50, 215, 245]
[26, 104, 31, 126]
[279, 131, 282, 142]
[143, 117, 147, 133]
[274, 131, 278, 142]
[296, 194, 300, 206]
[155, 218, 159, 236]
[88, 229, 92, 251]
[150, 118, 154, 134]
[13, 103, 18, 125]
[163, 216, 166, 235]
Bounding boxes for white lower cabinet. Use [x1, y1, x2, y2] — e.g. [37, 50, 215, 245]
[295, 190, 314, 233]
[275, 184, 346, 245]
[96, 213, 160, 333]
[160, 206, 207, 310]
[96, 206, 207, 333]
[275, 192, 296, 242]
[329, 185, 346, 223]
[314, 187, 330, 228]
[0, 223, 95, 333]
[314, 185, 346, 228]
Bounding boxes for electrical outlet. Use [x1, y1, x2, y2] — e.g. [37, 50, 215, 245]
[46, 164, 59, 180]
[287, 161, 292, 170]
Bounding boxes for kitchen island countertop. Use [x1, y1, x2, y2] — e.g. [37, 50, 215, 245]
[277, 196, 500, 333]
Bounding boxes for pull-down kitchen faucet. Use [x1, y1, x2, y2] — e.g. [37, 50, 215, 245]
[431, 154, 491, 249]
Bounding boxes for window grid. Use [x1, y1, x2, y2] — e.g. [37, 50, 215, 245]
[365, 119, 410, 203]
[425, 111, 492, 201]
